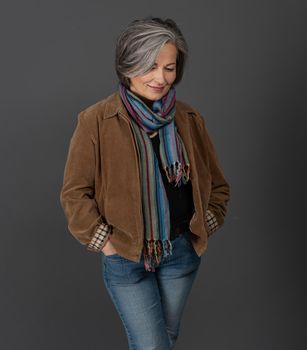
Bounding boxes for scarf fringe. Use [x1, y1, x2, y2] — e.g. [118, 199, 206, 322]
[164, 163, 191, 187]
[143, 239, 173, 272]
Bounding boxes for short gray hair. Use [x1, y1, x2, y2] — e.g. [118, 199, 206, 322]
[115, 16, 189, 88]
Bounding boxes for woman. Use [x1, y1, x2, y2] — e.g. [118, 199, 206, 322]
[60, 16, 230, 350]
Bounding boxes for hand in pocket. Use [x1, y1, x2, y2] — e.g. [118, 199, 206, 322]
[101, 239, 117, 256]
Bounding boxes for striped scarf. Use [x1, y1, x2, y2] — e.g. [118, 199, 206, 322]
[118, 82, 191, 271]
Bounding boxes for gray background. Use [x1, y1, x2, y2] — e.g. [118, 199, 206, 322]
[1, 0, 306, 349]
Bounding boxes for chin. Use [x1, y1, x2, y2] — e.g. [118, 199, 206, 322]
[146, 89, 169, 100]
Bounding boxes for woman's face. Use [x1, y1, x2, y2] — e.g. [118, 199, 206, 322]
[129, 42, 177, 104]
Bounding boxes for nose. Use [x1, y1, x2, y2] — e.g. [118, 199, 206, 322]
[153, 68, 166, 85]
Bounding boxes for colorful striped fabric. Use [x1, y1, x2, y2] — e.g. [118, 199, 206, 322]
[118, 82, 191, 271]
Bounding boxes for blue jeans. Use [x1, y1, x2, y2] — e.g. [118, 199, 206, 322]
[101, 231, 202, 350]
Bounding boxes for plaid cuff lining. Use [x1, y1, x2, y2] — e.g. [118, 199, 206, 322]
[87, 223, 112, 252]
[205, 209, 219, 235]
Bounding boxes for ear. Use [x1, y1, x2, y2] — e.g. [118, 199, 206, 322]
[125, 77, 131, 89]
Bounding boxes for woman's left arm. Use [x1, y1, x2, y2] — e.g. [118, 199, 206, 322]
[201, 117, 231, 236]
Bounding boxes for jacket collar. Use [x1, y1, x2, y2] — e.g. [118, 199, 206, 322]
[103, 91, 127, 119]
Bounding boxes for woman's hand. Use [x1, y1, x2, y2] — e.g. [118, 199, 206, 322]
[101, 239, 117, 256]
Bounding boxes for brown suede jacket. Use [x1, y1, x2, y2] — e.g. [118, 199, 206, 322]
[60, 91, 231, 262]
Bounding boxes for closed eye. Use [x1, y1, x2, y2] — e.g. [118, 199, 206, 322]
[149, 66, 176, 72]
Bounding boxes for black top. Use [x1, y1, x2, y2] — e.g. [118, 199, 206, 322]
[150, 133, 194, 238]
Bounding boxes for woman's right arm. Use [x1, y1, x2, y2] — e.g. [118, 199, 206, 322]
[60, 112, 112, 252]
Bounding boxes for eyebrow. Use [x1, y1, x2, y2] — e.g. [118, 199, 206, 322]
[153, 62, 177, 67]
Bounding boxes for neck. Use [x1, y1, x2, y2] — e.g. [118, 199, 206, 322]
[141, 98, 153, 110]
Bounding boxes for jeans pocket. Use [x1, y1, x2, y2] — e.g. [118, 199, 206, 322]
[180, 231, 193, 246]
[180, 232, 201, 260]
[103, 253, 123, 263]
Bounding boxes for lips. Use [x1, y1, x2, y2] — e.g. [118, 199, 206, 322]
[148, 85, 165, 91]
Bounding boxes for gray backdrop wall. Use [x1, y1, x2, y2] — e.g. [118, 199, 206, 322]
[1, 0, 306, 349]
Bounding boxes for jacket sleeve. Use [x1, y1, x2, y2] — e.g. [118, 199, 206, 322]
[60, 112, 112, 251]
[201, 118, 231, 236]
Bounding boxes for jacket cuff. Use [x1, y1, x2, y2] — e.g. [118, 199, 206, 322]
[205, 209, 219, 236]
[87, 223, 112, 252]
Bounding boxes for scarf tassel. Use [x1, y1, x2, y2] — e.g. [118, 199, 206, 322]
[164, 163, 191, 187]
[143, 239, 173, 272]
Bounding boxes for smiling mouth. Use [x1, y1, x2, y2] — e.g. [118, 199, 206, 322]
[148, 85, 165, 90]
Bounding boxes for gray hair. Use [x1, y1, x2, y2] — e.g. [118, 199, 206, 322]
[115, 16, 189, 88]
